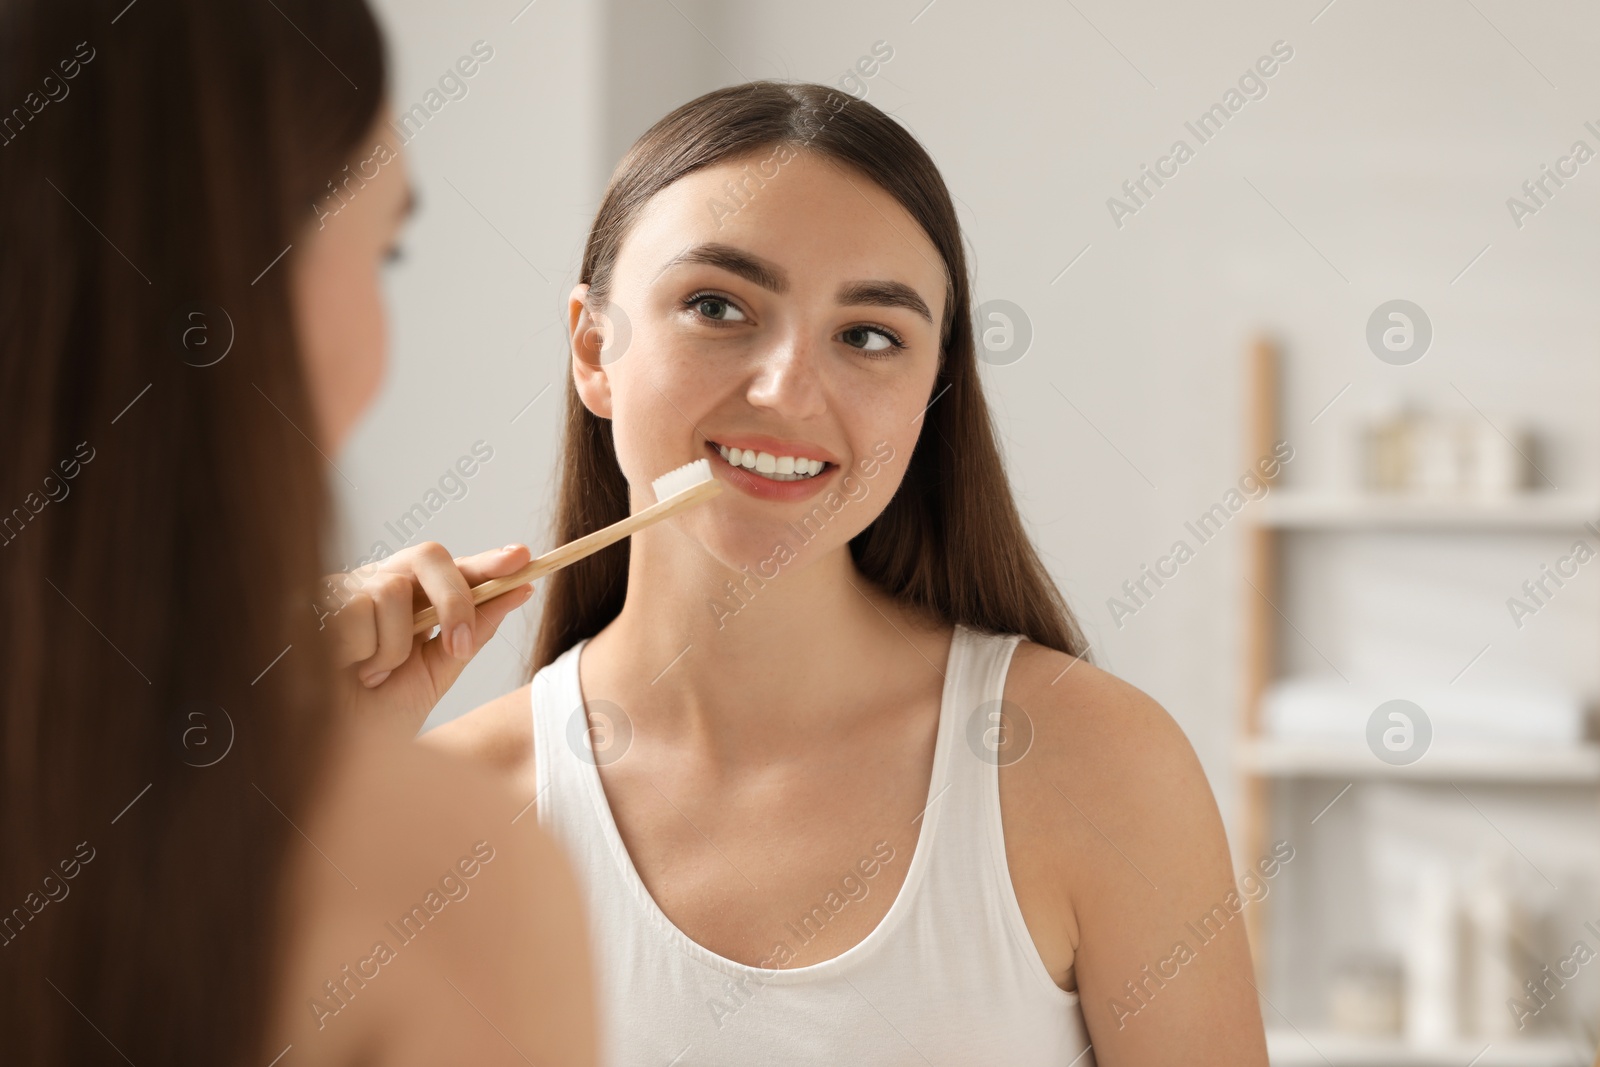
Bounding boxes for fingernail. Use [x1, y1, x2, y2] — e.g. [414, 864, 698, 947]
[452, 623, 473, 659]
[502, 543, 524, 554]
[363, 669, 391, 688]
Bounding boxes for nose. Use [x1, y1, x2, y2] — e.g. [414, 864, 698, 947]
[744, 324, 829, 422]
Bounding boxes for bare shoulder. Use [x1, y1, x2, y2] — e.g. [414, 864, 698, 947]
[1004, 639, 1207, 790]
[266, 723, 595, 1065]
[1000, 639, 1266, 1059]
[422, 682, 538, 799]
[327, 720, 538, 837]
[1000, 638, 1230, 901]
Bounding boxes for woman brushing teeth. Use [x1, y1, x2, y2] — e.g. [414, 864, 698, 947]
[429, 81, 1268, 1066]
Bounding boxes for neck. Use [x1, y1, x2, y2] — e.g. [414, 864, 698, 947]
[583, 522, 946, 756]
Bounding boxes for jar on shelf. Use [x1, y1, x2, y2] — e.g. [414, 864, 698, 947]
[1328, 953, 1403, 1035]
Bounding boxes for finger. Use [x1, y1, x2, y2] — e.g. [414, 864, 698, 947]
[323, 588, 378, 667]
[357, 572, 416, 686]
[454, 543, 533, 587]
[406, 542, 478, 661]
[417, 583, 534, 694]
[473, 580, 535, 635]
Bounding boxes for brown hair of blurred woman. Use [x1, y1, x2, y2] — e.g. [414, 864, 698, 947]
[0, 0, 384, 1061]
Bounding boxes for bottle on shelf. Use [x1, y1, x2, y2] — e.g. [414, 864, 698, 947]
[1464, 850, 1530, 1039]
[1404, 863, 1461, 1044]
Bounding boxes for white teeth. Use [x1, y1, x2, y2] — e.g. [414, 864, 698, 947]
[713, 443, 827, 482]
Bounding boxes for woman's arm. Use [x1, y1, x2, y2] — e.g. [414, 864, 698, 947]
[1006, 642, 1270, 1066]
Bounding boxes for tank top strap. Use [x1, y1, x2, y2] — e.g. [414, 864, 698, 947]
[917, 623, 1059, 992]
[529, 638, 623, 892]
[934, 617, 1024, 809]
[529, 640, 582, 825]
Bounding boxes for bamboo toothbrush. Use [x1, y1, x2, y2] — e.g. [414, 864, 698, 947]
[410, 458, 722, 635]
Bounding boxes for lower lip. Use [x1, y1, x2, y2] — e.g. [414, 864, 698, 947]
[704, 441, 836, 503]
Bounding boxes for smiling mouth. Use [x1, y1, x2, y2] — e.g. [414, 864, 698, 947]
[706, 440, 833, 482]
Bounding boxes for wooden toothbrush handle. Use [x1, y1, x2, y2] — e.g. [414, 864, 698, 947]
[410, 478, 722, 635]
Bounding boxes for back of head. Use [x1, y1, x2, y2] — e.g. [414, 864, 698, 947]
[0, 0, 384, 1061]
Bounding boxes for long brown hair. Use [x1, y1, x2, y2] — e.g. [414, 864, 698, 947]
[0, 0, 384, 1062]
[531, 81, 1088, 673]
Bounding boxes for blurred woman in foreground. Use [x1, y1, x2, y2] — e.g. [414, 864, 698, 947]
[0, 0, 595, 1062]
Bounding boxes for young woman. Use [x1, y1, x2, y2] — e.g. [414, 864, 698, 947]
[431, 82, 1270, 1064]
[0, 1, 594, 1063]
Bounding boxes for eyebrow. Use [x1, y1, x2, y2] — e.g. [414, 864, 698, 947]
[398, 185, 419, 220]
[658, 242, 933, 324]
[836, 280, 932, 324]
[658, 242, 787, 292]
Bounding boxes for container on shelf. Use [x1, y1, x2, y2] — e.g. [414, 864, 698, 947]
[1328, 954, 1403, 1036]
[1359, 402, 1533, 499]
[1404, 865, 1461, 1044]
[1463, 852, 1529, 1040]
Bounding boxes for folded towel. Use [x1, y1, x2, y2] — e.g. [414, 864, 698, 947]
[1262, 675, 1587, 744]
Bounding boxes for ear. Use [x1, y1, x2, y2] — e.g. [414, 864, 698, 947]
[569, 283, 613, 420]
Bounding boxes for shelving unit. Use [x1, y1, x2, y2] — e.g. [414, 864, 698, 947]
[1238, 738, 1600, 783]
[1236, 338, 1600, 1066]
[1257, 491, 1600, 531]
[1266, 1030, 1591, 1067]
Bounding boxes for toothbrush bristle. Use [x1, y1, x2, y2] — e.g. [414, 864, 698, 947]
[651, 458, 714, 503]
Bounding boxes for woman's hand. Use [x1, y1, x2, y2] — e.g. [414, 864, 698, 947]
[316, 542, 536, 736]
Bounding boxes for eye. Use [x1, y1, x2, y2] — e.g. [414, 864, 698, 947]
[383, 244, 405, 266]
[684, 292, 748, 323]
[839, 324, 905, 357]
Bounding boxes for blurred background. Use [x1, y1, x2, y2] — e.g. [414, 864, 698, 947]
[340, 0, 1600, 1060]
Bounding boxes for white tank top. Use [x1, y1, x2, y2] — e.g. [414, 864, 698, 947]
[531, 621, 1096, 1066]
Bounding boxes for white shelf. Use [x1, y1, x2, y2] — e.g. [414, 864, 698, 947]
[1267, 1028, 1592, 1066]
[1255, 491, 1600, 530]
[1239, 738, 1600, 782]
